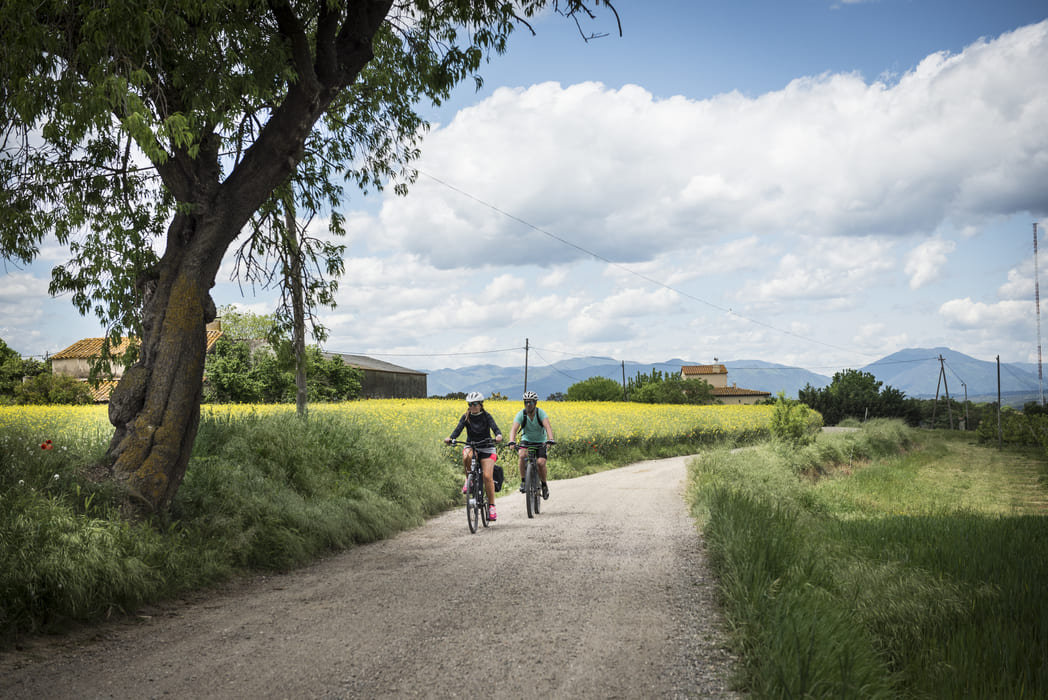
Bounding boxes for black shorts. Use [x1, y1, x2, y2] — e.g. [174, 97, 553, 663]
[464, 446, 497, 462]
[517, 442, 547, 459]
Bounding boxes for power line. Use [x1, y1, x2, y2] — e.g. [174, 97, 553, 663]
[417, 169, 877, 360]
[321, 346, 522, 358]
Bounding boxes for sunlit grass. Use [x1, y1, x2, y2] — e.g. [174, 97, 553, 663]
[688, 422, 1048, 698]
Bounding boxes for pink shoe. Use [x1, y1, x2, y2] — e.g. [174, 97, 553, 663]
[462, 477, 470, 494]
[488, 505, 497, 521]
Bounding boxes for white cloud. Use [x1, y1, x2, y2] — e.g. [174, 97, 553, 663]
[742, 235, 896, 304]
[905, 237, 956, 289]
[374, 21, 1047, 272]
[0, 272, 49, 326]
[939, 297, 1031, 330]
[997, 264, 1034, 301]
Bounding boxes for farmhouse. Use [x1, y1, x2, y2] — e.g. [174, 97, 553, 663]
[680, 364, 772, 405]
[50, 323, 224, 402]
[322, 353, 427, 399]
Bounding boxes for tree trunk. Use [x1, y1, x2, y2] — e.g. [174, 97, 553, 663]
[285, 196, 308, 418]
[105, 213, 219, 515]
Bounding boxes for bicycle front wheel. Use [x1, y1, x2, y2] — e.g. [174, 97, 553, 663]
[478, 483, 490, 528]
[467, 481, 480, 534]
[526, 460, 538, 519]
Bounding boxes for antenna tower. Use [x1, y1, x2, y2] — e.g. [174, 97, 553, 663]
[1036, 223, 1044, 406]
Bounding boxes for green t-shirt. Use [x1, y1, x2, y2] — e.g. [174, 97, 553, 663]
[515, 407, 549, 443]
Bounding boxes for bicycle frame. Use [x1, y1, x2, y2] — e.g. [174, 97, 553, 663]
[518, 441, 545, 519]
[449, 440, 495, 533]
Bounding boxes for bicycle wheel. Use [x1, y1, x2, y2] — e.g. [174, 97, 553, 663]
[532, 467, 541, 516]
[531, 462, 541, 516]
[477, 474, 490, 528]
[526, 459, 537, 519]
[466, 474, 480, 534]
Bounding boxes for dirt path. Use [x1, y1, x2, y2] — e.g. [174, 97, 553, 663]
[0, 456, 740, 699]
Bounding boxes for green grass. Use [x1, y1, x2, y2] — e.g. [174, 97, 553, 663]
[0, 406, 764, 643]
[0, 410, 464, 641]
[687, 420, 1048, 698]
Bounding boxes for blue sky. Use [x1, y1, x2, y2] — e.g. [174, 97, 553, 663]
[4, 0, 1048, 378]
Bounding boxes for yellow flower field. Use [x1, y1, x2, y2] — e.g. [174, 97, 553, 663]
[1, 400, 773, 458]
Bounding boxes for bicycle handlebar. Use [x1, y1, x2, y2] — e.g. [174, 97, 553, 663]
[507, 440, 555, 448]
[445, 439, 499, 448]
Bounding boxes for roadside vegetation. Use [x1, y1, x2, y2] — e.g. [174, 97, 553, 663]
[0, 400, 770, 643]
[688, 420, 1048, 698]
[5, 399, 1046, 699]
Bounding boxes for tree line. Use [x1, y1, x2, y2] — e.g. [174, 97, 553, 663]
[564, 368, 717, 404]
[0, 307, 362, 406]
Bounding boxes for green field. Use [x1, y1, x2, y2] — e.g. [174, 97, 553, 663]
[2, 405, 1046, 699]
[688, 421, 1048, 698]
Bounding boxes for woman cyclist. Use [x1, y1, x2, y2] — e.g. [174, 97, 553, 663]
[508, 390, 555, 500]
[445, 392, 504, 521]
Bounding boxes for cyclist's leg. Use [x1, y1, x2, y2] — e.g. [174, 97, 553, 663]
[518, 446, 527, 491]
[481, 454, 497, 519]
[481, 455, 496, 501]
[537, 445, 550, 498]
[462, 447, 473, 475]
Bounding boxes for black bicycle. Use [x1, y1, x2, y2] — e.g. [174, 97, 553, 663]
[512, 440, 553, 519]
[448, 439, 496, 533]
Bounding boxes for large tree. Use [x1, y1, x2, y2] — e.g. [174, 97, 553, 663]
[0, 0, 619, 515]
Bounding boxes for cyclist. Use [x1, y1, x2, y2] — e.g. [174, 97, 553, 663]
[507, 390, 555, 500]
[444, 392, 504, 521]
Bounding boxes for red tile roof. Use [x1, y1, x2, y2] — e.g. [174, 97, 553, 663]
[711, 386, 771, 396]
[52, 331, 223, 359]
[681, 364, 727, 376]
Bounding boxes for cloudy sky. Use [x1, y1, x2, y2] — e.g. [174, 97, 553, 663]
[4, 0, 1048, 377]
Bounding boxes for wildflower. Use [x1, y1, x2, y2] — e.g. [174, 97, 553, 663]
[41, 439, 53, 450]
[52, 473, 60, 481]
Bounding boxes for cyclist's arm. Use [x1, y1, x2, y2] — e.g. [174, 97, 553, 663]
[447, 414, 467, 442]
[509, 421, 521, 444]
[541, 416, 554, 442]
[490, 415, 503, 442]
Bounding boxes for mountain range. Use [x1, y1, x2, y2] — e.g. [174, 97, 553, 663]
[421, 347, 1044, 407]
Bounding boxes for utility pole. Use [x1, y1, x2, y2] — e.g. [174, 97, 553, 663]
[961, 382, 969, 431]
[621, 360, 627, 401]
[1035, 222, 1044, 406]
[997, 355, 1003, 450]
[932, 355, 954, 429]
[523, 338, 529, 393]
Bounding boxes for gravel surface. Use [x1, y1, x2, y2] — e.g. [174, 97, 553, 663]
[0, 455, 742, 699]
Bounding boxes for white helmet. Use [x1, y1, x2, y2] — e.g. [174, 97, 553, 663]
[466, 391, 484, 403]
[522, 391, 538, 401]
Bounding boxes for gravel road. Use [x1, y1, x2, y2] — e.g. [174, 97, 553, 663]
[0, 455, 741, 699]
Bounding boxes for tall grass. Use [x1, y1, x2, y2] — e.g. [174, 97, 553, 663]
[0, 408, 461, 641]
[688, 420, 1048, 698]
[1, 401, 770, 642]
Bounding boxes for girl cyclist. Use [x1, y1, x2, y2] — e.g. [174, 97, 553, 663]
[445, 392, 504, 521]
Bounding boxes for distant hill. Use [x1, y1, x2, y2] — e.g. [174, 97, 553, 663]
[422, 348, 1042, 407]
[862, 348, 1042, 405]
[426, 356, 830, 400]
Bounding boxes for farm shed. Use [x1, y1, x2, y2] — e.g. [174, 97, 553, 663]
[322, 353, 427, 399]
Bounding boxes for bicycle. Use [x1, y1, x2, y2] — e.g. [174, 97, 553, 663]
[511, 440, 553, 519]
[448, 439, 497, 533]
